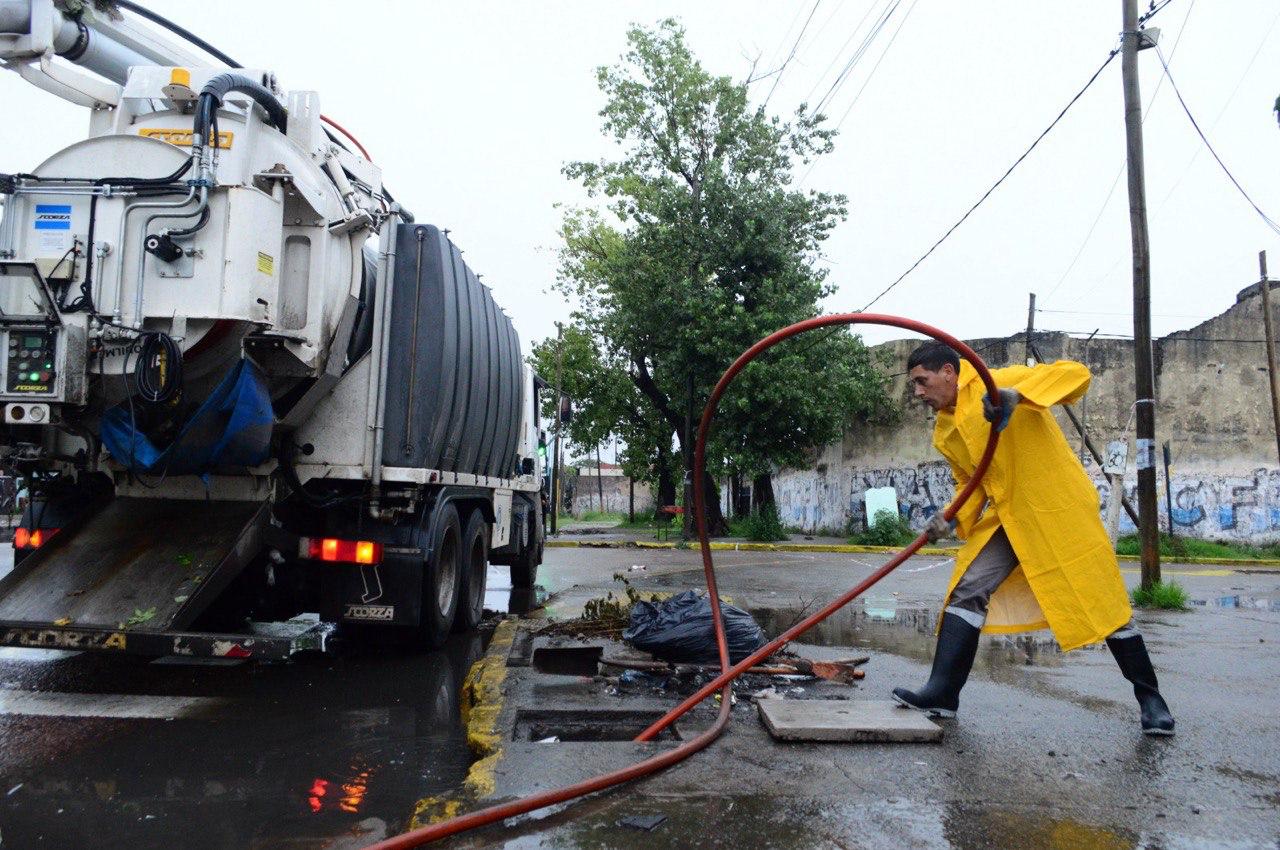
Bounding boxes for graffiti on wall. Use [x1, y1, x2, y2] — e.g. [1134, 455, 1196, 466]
[773, 463, 1280, 542]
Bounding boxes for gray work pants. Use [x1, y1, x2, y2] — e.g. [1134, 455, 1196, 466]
[943, 526, 1137, 638]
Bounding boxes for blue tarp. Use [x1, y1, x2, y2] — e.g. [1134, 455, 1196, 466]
[100, 360, 274, 476]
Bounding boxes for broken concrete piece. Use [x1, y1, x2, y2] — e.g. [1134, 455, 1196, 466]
[758, 699, 942, 743]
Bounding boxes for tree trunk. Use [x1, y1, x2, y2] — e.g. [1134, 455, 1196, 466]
[700, 468, 729, 537]
[751, 473, 776, 512]
[655, 444, 677, 524]
[730, 473, 746, 518]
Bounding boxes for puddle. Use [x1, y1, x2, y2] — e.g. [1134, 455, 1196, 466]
[751, 603, 1065, 668]
[484, 564, 547, 615]
[1189, 593, 1280, 611]
[498, 792, 1149, 849]
[0, 632, 487, 849]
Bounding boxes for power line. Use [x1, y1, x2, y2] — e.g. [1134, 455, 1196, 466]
[1039, 305, 1208, 318]
[1041, 0, 1197, 306]
[829, 0, 920, 132]
[764, 0, 824, 107]
[860, 49, 1120, 312]
[1153, 44, 1280, 238]
[812, 1, 900, 116]
[1151, 4, 1280, 214]
[802, 0, 884, 107]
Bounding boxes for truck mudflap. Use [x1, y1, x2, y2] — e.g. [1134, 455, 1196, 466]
[0, 616, 335, 660]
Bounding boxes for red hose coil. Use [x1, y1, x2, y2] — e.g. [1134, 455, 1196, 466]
[368, 313, 1003, 848]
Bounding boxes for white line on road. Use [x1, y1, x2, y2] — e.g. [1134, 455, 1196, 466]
[0, 688, 226, 720]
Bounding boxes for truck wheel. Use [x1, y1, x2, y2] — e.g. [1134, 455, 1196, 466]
[419, 504, 462, 648]
[454, 510, 488, 632]
[509, 514, 540, 589]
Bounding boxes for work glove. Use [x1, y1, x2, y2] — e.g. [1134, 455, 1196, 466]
[982, 388, 1021, 432]
[925, 513, 957, 543]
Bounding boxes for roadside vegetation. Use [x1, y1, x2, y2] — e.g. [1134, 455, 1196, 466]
[1115, 533, 1280, 561]
[728, 504, 789, 542]
[1130, 580, 1190, 610]
[850, 509, 916, 547]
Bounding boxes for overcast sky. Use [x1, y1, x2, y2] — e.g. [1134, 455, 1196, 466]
[2, 1, 1278, 352]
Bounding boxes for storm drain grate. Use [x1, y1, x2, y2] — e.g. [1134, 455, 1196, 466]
[514, 708, 678, 742]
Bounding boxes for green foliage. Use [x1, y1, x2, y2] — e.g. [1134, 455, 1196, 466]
[544, 19, 893, 498]
[1115, 533, 1280, 561]
[852, 509, 915, 547]
[730, 504, 788, 542]
[575, 510, 625, 523]
[1131, 580, 1189, 610]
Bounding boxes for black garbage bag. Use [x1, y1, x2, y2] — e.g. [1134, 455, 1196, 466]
[623, 590, 767, 664]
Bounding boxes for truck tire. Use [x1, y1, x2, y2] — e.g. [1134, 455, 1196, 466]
[454, 509, 489, 632]
[419, 504, 463, 648]
[509, 513, 540, 589]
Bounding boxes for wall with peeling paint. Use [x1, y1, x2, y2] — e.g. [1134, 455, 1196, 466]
[771, 283, 1280, 542]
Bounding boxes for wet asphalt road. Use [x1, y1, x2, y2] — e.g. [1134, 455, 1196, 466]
[0, 542, 1275, 848]
[0, 548, 527, 849]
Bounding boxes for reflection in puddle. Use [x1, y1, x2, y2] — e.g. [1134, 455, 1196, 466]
[540, 792, 1143, 849]
[0, 632, 488, 848]
[1190, 594, 1280, 611]
[751, 603, 1065, 668]
[484, 565, 547, 615]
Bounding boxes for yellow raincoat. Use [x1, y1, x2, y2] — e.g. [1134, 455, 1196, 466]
[935, 359, 1131, 652]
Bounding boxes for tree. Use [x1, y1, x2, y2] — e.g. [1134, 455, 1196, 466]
[554, 19, 892, 535]
[529, 323, 680, 519]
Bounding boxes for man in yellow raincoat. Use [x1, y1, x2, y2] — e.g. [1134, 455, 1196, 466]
[891, 341, 1174, 736]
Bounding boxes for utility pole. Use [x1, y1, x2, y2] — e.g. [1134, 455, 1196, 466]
[1122, 0, 1160, 589]
[551, 322, 564, 535]
[1259, 251, 1280, 467]
[595, 442, 605, 513]
[1024, 292, 1036, 365]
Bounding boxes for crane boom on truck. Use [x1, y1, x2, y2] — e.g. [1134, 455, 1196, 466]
[0, 0, 546, 659]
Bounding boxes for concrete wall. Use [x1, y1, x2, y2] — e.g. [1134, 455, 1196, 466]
[773, 283, 1280, 542]
[570, 472, 655, 516]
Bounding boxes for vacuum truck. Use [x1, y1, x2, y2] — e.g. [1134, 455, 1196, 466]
[0, 1, 546, 658]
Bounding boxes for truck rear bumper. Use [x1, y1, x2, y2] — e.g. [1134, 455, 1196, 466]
[0, 615, 335, 660]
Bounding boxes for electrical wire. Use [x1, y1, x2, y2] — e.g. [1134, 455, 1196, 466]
[801, 0, 883, 107]
[827, 0, 919, 133]
[811, 0, 899, 116]
[1153, 44, 1280, 238]
[763, 0, 822, 106]
[859, 49, 1120, 313]
[1040, 0, 1197, 306]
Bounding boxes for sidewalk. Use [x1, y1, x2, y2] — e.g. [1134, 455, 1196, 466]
[547, 528, 1280, 567]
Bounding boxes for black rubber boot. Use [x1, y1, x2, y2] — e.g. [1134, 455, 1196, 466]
[892, 611, 981, 718]
[1106, 633, 1175, 736]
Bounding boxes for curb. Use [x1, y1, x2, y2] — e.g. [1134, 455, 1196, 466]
[408, 618, 517, 829]
[545, 538, 1280, 568]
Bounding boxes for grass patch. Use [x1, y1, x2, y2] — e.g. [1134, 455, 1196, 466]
[1131, 580, 1190, 610]
[850, 509, 916, 547]
[1116, 533, 1280, 561]
[728, 504, 789, 542]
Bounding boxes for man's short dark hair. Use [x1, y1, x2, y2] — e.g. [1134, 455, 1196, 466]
[907, 341, 960, 373]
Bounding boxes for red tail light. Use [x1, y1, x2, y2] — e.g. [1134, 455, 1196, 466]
[14, 527, 58, 549]
[298, 537, 382, 565]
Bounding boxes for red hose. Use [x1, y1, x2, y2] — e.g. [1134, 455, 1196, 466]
[321, 114, 374, 162]
[368, 313, 1002, 848]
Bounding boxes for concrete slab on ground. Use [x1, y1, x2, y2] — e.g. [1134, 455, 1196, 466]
[758, 698, 942, 743]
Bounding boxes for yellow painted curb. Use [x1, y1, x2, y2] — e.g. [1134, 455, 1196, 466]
[408, 618, 516, 829]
